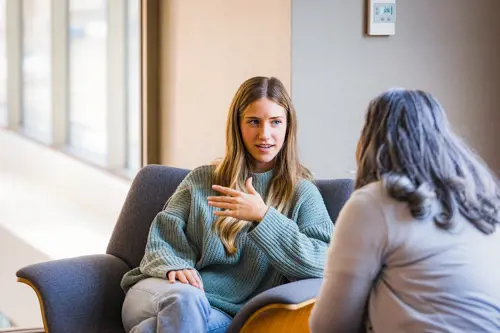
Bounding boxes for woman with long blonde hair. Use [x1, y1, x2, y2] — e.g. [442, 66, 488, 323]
[121, 76, 333, 333]
[310, 89, 500, 332]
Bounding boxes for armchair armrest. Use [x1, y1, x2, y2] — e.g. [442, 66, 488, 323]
[227, 278, 323, 333]
[16, 254, 129, 333]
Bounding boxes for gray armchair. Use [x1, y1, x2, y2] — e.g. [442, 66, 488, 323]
[16, 165, 354, 333]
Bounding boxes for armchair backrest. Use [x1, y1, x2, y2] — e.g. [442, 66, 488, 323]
[107, 165, 354, 269]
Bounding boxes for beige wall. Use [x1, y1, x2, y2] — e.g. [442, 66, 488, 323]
[157, 0, 500, 177]
[292, 0, 500, 178]
[158, 0, 291, 168]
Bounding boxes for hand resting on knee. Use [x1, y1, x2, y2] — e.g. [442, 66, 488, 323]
[167, 269, 204, 291]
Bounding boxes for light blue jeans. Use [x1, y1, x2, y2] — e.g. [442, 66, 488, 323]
[122, 277, 232, 333]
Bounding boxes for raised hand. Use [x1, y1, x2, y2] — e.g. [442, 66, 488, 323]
[208, 177, 269, 222]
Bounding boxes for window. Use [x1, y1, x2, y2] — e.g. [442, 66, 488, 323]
[68, 0, 108, 164]
[3, 0, 141, 174]
[67, 0, 141, 174]
[126, 0, 141, 174]
[21, 0, 52, 143]
[0, 0, 6, 127]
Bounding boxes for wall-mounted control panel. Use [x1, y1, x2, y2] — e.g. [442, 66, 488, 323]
[368, 0, 396, 36]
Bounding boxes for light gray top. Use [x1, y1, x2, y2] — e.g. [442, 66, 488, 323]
[310, 181, 500, 333]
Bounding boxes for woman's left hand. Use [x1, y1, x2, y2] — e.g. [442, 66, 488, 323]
[208, 177, 269, 222]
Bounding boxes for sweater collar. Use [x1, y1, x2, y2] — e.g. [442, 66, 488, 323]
[249, 169, 274, 196]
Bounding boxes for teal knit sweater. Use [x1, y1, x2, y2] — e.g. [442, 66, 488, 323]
[121, 165, 333, 316]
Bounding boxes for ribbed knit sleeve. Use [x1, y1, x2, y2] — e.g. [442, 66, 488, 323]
[139, 183, 198, 278]
[247, 181, 334, 280]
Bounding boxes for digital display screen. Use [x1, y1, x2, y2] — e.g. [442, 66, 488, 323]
[377, 5, 393, 15]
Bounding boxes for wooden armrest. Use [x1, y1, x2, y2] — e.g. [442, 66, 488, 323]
[16, 277, 47, 333]
[240, 298, 315, 333]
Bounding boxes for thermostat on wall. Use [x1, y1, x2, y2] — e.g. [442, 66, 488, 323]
[367, 0, 396, 36]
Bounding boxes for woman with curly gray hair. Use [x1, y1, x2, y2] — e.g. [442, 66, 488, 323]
[310, 89, 500, 333]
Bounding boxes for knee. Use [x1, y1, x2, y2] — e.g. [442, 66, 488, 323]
[158, 283, 209, 311]
[122, 287, 157, 333]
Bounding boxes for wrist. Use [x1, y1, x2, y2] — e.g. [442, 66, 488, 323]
[256, 205, 269, 222]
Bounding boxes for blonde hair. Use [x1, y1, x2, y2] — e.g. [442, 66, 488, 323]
[213, 76, 312, 254]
